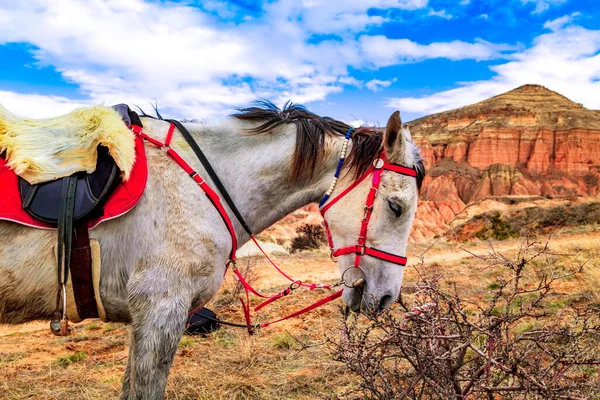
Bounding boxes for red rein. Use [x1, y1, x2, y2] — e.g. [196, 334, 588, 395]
[133, 124, 416, 334]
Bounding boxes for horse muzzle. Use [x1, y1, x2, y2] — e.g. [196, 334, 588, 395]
[341, 268, 397, 314]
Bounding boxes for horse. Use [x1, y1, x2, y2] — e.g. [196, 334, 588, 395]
[0, 101, 424, 399]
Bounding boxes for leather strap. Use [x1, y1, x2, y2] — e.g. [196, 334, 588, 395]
[57, 177, 77, 288]
[70, 224, 98, 319]
[54, 176, 77, 324]
[55, 176, 99, 321]
[131, 124, 238, 261]
[132, 123, 344, 334]
[166, 119, 253, 236]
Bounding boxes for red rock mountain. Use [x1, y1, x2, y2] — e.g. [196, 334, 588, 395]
[263, 84, 600, 245]
[410, 84, 600, 240]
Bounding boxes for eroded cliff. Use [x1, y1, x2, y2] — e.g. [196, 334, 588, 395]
[409, 84, 600, 240]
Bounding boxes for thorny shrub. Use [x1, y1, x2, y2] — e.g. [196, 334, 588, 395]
[331, 240, 600, 399]
[289, 223, 327, 253]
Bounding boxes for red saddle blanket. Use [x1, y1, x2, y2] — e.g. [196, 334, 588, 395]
[0, 136, 148, 229]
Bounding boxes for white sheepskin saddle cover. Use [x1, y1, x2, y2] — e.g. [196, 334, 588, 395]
[0, 104, 136, 184]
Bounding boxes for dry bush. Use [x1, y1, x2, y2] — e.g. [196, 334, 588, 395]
[289, 223, 327, 253]
[331, 240, 600, 399]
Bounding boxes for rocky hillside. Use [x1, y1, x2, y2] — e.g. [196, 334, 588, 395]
[266, 84, 600, 245]
[410, 84, 600, 240]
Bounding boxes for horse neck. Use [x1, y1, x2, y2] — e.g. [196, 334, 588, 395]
[184, 120, 342, 243]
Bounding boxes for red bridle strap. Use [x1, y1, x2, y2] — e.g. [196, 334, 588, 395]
[259, 289, 343, 328]
[384, 163, 417, 177]
[321, 152, 416, 268]
[319, 167, 373, 215]
[131, 124, 238, 261]
[332, 246, 407, 266]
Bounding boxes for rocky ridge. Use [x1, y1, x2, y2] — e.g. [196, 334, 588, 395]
[409, 84, 600, 240]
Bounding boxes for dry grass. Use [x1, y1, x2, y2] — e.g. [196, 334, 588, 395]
[0, 228, 598, 399]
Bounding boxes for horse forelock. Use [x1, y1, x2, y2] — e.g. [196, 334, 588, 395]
[233, 100, 383, 182]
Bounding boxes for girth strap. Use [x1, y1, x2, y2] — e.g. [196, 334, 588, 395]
[51, 176, 100, 335]
[58, 176, 77, 289]
[70, 224, 98, 319]
[51, 176, 77, 335]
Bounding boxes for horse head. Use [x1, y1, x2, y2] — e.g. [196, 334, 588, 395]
[321, 111, 424, 313]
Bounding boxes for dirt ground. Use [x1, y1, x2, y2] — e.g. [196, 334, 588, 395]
[1, 228, 599, 399]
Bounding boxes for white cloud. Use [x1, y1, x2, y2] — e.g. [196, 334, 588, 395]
[365, 79, 395, 92]
[544, 12, 580, 31]
[359, 36, 517, 67]
[338, 76, 364, 87]
[427, 8, 452, 19]
[385, 25, 600, 116]
[2, 0, 518, 120]
[460, 0, 470, 4]
[520, 0, 567, 14]
[263, 0, 427, 34]
[0, 91, 87, 118]
[0, 0, 438, 118]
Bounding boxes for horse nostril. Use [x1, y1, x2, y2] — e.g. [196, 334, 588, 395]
[378, 295, 393, 312]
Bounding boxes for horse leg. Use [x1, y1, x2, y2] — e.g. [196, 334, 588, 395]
[120, 330, 134, 399]
[120, 263, 194, 400]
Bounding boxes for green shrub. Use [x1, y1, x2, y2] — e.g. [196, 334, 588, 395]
[475, 213, 518, 240]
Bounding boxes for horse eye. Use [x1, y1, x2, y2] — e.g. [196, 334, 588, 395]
[388, 200, 403, 217]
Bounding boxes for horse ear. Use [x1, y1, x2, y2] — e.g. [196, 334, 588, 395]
[383, 111, 406, 162]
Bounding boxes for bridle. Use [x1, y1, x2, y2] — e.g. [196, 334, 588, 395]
[320, 128, 417, 288]
[131, 121, 418, 333]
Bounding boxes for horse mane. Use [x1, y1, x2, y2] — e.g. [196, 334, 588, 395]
[233, 101, 382, 182]
[233, 101, 425, 189]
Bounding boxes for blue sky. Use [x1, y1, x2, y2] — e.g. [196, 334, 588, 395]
[0, 0, 599, 124]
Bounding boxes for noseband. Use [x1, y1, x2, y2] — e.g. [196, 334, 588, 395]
[320, 128, 417, 282]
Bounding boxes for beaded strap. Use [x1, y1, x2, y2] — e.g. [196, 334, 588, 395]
[319, 127, 353, 207]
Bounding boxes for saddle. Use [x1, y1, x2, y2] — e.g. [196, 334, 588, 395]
[16, 104, 142, 335]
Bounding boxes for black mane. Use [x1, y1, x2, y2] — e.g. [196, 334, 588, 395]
[233, 100, 425, 188]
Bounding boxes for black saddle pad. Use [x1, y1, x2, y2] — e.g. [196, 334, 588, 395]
[19, 146, 120, 224]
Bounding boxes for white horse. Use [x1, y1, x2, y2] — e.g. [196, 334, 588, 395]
[0, 102, 424, 399]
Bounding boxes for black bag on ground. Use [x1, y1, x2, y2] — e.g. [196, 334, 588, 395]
[185, 308, 220, 335]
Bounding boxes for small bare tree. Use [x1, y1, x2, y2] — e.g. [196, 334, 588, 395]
[331, 240, 600, 399]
